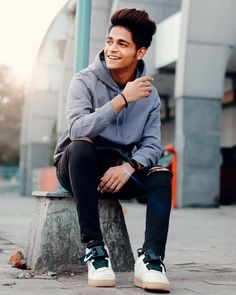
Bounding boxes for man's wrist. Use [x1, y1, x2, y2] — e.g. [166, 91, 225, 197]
[123, 162, 135, 174]
[119, 92, 128, 108]
[128, 159, 142, 171]
[111, 94, 127, 112]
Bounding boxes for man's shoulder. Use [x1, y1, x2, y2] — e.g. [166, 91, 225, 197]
[71, 65, 98, 86]
[150, 85, 160, 100]
[75, 65, 96, 79]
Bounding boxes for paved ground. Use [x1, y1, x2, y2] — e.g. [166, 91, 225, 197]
[0, 193, 236, 295]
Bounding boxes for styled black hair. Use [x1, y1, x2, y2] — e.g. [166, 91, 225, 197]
[109, 8, 156, 49]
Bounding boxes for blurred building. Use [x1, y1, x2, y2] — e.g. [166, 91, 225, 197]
[20, 0, 236, 207]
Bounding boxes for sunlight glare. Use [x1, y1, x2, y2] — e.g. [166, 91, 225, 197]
[0, 0, 68, 82]
[12, 65, 32, 83]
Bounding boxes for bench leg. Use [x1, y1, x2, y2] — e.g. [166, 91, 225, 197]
[99, 199, 134, 271]
[25, 197, 86, 273]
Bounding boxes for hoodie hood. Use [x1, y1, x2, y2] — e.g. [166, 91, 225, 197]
[89, 50, 146, 91]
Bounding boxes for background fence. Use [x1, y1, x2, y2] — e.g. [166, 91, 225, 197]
[0, 166, 20, 193]
[0, 166, 58, 194]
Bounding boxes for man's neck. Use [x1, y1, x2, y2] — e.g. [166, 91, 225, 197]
[110, 70, 135, 87]
[110, 62, 138, 87]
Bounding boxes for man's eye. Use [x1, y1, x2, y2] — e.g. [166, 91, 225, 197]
[120, 43, 127, 47]
[106, 40, 112, 45]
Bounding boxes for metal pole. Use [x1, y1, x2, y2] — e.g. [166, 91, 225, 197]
[74, 0, 92, 72]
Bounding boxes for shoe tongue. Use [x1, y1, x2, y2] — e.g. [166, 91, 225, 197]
[143, 250, 163, 272]
[87, 240, 104, 249]
[143, 250, 162, 261]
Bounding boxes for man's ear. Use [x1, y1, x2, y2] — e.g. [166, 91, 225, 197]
[137, 47, 147, 60]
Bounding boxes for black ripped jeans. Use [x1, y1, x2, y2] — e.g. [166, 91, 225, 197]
[56, 140, 172, 259]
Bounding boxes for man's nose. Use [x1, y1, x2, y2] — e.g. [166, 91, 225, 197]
[109, 43, 118, 51]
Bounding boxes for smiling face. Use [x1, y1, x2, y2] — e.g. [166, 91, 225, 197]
[104, 26, 146, 74]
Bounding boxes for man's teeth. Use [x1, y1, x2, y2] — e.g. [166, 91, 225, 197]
[109, 56, 119, 60]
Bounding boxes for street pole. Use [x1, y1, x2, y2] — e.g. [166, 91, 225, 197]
[74, 0, 92, 72]
[56, 0, 92, 194]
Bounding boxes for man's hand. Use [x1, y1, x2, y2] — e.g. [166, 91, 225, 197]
[111, 76, 153, 113]
[97, 163, 135, 194]
[122, 76, 153, 103]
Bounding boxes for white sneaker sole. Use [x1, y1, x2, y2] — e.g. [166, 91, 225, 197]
[134, 277, 171, 292]
[88, 278, 116, 287]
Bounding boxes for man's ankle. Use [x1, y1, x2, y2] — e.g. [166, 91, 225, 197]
[87, 240, 104, 249]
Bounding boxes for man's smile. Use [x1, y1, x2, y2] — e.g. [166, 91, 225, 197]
[107, 55, 121, 60]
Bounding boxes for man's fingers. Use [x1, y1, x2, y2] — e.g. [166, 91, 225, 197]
[112, 174, 129, 193]
[97, 176, 110, 191]
[142, 86, 152, 97]
[98, 165, 132, 193]
[143, 85, 152, 91]
[144, 81, 152, 87]
[101, 178, 117, 193]
[113, 182, 123, 193]
[139, 76, 153, 82]
[108, 181, 120, 193]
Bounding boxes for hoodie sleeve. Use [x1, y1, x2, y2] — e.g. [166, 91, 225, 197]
[66, 74, 118, 140]
[132, 89, 163, 167]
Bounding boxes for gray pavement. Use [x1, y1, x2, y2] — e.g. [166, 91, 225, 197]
[0, 193, 236, 295]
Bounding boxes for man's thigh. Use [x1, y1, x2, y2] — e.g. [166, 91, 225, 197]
[110, 169, 172, 201]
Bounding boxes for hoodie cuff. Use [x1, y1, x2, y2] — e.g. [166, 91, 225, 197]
[99, 101, 119, 124]
[132, 155, 149, 168]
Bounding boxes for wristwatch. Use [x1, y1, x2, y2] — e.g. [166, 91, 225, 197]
[129, 159, 142, 171]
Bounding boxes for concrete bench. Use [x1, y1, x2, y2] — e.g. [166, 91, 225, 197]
[25, 191, 134, 274]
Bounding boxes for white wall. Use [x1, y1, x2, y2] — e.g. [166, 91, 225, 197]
[155, 12, 181, 69]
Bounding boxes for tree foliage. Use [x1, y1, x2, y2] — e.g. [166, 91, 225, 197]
[0, 64, 26, 165]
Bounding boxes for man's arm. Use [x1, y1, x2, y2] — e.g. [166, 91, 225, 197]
[67, 75, 119, 140]
[132, 88, 163, 167]
[67, 74, 153, 140]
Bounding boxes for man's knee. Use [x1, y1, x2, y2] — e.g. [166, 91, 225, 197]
[148, 171, 172, 187]
[67, 138, 95, 159]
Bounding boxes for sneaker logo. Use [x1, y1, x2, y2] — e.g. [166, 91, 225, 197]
[83, 252, 93, 263]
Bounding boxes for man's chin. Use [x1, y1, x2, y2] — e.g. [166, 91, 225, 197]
[105, 60, 119, 69]
[106, 64, 120, 70]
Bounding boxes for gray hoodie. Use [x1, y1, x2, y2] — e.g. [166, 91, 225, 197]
[54, 51, 163, 167]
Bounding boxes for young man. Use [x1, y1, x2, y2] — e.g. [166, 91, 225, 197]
[54, 8, 172, 292]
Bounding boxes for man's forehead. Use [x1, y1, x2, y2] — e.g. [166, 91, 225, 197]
[107, 36, 130, 44]
[108, 26, 132, 42]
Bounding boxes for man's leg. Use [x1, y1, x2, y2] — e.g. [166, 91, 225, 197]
[142, 171, 172, 260]
[103, 166, 172, 291]
[95, 158, 172, 258]
[113, 168, 172, 259]
[56, 140, 115, 287]
[56, 140, 103, 242]
[132, 170, 172, 292]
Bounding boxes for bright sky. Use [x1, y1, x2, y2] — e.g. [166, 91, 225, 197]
[0, 0, 68, 81]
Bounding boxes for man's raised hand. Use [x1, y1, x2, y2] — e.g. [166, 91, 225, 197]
[122, 76, 153, 103]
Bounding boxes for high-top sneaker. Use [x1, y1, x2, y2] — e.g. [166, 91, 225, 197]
[134, 249, 170, 292]
[80, 241, 116, 287]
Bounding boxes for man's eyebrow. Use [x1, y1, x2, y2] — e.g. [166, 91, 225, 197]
[106, 36, 130, 45]
[118, 39, 130, 45]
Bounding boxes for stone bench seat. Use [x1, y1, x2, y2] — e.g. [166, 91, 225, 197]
[25, 191, 134, 274]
